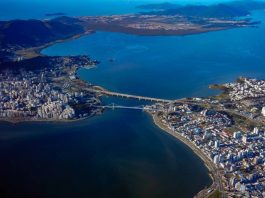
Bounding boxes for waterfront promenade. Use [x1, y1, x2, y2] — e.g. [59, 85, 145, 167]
[151, 113, 223, 198]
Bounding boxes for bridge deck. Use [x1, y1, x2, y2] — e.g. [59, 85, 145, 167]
[96, 105, 148, 110]
[89, 89, 172, 103]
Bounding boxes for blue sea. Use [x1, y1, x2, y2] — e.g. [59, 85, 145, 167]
[1, 0, 265, 198]
[43, 11, 265, 99]
[0, 0, 252, 20]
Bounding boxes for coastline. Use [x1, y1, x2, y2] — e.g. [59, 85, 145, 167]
[15, 30, 94, 59]
[149, 112, 223, 198]
[0, 110, 102, 124]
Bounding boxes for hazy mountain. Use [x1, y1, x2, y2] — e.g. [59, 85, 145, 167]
[0, 17, 84, 48]
[140, 1, 265, 18]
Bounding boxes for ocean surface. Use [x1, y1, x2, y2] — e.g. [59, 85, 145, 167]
[0, 0, 252, 20]
[1, 0, 265, 198]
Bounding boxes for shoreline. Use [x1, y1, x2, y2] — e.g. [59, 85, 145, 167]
[0, 112, 101, 124]
[149, 112, 223, 198]
[15, 30, 94, 59]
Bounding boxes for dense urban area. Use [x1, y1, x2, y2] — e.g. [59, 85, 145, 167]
[148, 78, 265, 197]
[0, 56, 101, 122]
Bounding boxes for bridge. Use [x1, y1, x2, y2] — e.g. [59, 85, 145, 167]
[86, 87, 172, 103]
[94, 103, 152, 111]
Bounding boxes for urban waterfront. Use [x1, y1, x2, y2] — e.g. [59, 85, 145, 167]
[1, 0, 265, 197]
[0, 99, 211, 198]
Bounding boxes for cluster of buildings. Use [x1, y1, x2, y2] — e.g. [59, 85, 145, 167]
[150, 78, 265, 197]
[0, 70, 75, 120]
[0, 56, 100, 121]
[81, 14, 194, 31]
[124, 15, 196, 31]
[225, 78, 265, 101]
[151, 98, 265, 196]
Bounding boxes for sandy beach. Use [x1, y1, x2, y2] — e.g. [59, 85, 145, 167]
[150, 112, 223, 198]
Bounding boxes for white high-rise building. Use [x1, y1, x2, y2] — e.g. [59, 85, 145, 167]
[214, 140, 220, 148]
[242, 136, 248, 144]
[262, 107, 265, 116]
[213, 155, 220, 164]
[253, 127, 259, 134]
[233, 131, 242, 139]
